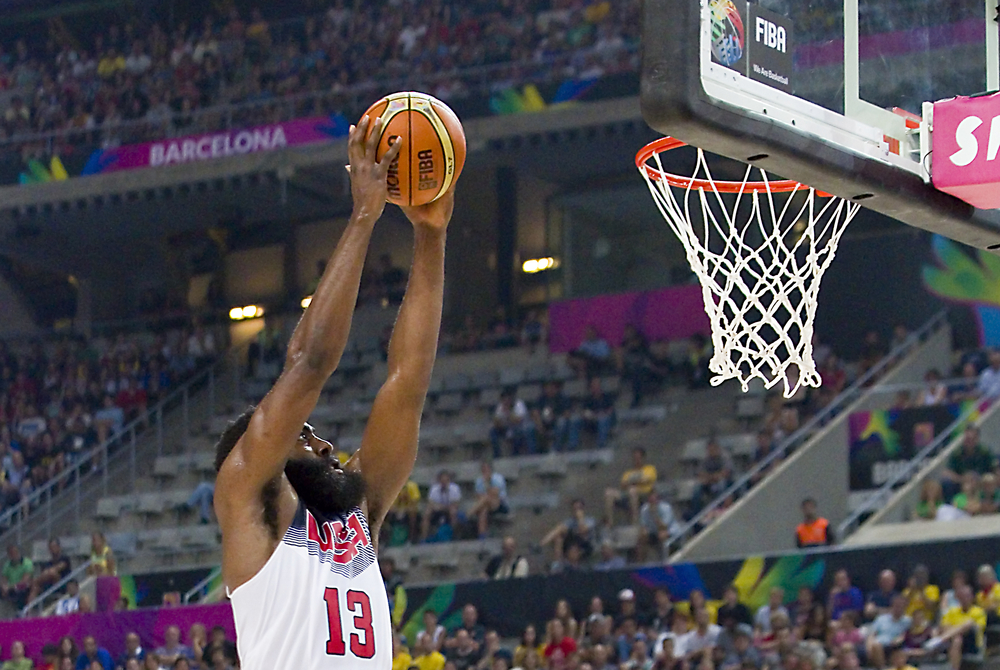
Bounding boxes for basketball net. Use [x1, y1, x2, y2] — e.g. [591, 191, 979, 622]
[636, 139, 861, 397]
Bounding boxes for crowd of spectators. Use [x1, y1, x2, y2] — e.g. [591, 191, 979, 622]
[1, 0, 640, 160]
[1, 623, 238, 670]
[391, 561, 998, 670]
[0, 327, 218, 520]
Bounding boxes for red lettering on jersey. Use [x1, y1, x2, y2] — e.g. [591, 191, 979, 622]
[306, 511, 369, 564]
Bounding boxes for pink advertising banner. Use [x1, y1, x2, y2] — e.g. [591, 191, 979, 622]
[82, 114, 348, 176]
[548, 285, 711, 352]
[3, 602, 235, 663]
[931, 91, 1000, 209]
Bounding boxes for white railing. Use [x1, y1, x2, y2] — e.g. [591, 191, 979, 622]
[182, 565, 222, 605]
[663, 309, 951, 555]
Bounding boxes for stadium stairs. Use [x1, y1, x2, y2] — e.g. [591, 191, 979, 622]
[669, 313, 954, 563]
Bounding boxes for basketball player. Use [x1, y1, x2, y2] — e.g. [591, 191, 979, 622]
[213, 115, 453, 669]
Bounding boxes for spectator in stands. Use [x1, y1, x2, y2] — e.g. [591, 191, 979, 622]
[93, 395, 125, 444]
[182, 481, 215, 525]
[484, 536, 529, 579]
[979, 474, 1000, 513]
[795, 498, 834, 548]
[86, 532, 116, 576]
[754, 588, 788, 635]
[75, 637, 113, 670]
[541, 499, 598, 562]
[550, 542, 587, 574]
[422, 470, 462, 543]
[749, 430, 783, 486]
[569, 378, 616, 450]
[421, 610, 448, 652]
[1, 544, 33, 609]
[55, 578, 81, 615]
[514, 625, 545, 668]
[153, 626, 191, 667]
[682, 608, 721, 668]
[187, 624, 208, 669]
[618, 325, 666, 408]
[865, 594, 911, 669]
[720, 624, 760, 670]
[637, 489, 682, 561]
[413, 631, 447, 670]
[650, 589, 677, 634]
[717, 585, 751, 629]
[116, 633, 145, 668]
[828, 569, 864, 621]
[974, 565, 1000, 624]
[932, 585, 986, 670]
[568, 326, 612, 378]
[917, 369, 948, 406]
[916, 480, 944, 520]
[976, 351, 1000, 399]
[951, 472, 984, 514]
[205, 627, 236, 667]
[532, 382, 573, 452]
[691, 440, 733, 513]
[593, 540, 626, 572]
[2, 641, 31, 670]
[28, 538, 71, 603]
[386, 480, 421, 545]
[490, 388, 537, 457]
[2, 450, 32, 506]
[543, 619, 577, 670]
[470, 461, 509, 538]
[941, 426, 996, 500]
[859, 331, 887, 374]
[39, 645, 58, 670]
[904, 564, 940, 620]
[604, 447, 657, 526]
[865, 570, 899, 621]
[447, 629, 482, 670]
[141, 654, 161, 670]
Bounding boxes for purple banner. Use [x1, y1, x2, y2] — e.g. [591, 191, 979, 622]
[82, 114, 349, 176]
[548, 285, 711, 353]
[3, 602, 234, 664]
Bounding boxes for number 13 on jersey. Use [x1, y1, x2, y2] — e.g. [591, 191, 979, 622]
[324, 587, 376, 658]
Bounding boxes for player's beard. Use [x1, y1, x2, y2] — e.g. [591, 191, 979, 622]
[284, 457, 366, 517]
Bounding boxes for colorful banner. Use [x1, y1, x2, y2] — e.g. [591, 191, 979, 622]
[81, 114, 350, 176]
[847, 401, 982, 490]
[4, 602, 233, 664]
[548, 285, 711, 353]
[923, 235, 1000, 347]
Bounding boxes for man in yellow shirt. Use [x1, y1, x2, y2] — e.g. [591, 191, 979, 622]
[974, 564, 1000, 622]
[903, 564, 940, 619]
[604, 447, 657, 525]
[387, 479, 421, 545]
[931, 586, 986, 670]
[412, 632, 446, 670]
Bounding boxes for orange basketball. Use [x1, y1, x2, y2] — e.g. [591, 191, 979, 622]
[361, 92, 466, 206]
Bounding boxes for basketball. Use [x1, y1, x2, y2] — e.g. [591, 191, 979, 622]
[360, 92, 467, 207]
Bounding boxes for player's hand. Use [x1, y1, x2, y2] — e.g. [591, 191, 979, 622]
[400, 188, 455, 233]
[348, 115, 401, 224]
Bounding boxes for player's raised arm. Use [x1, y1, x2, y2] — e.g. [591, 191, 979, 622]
[351, 189, 453, 531]
[217, 118, 401, 497]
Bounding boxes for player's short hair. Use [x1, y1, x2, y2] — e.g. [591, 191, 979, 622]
[215, 406, 257, 472]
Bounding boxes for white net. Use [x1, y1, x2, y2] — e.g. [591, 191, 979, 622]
[639, 145, 861, 397]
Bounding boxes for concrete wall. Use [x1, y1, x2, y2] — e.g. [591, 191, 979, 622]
[672, 322, 953, 562]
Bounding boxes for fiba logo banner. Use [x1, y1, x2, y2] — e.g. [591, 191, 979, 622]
[710, 0, 746, 68]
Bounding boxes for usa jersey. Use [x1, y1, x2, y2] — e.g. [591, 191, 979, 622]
[229, 503, 392, 670]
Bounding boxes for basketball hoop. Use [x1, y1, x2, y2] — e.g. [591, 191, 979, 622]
[636, 138, 862, 397]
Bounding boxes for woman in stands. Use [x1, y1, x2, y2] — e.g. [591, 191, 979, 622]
[86, 532, 116, 576]
[554, 600, 579, 640]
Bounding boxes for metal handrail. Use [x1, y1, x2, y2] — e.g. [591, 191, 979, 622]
[0, 43, 638, 152]
[836, 400, 988, 539]
[664, 309, 950, 555]
[182, 565, 222, 604]
[0, 357, 225, 546]
[19, 559, 92, 618]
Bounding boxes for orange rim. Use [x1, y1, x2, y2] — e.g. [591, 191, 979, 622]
[637, 137, 818, 194]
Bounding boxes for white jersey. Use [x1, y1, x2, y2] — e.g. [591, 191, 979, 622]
[230, 503, 392, 670]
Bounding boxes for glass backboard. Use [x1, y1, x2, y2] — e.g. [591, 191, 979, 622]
[640, 0, 1000, 249]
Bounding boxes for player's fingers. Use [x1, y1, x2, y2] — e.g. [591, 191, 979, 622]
[365, 117, 383, 158]
[378, 137, 401, 174]
[351, 117, 369, 158]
